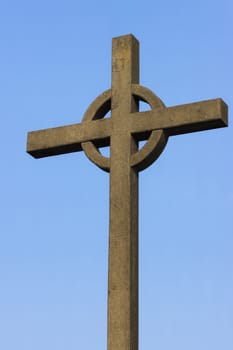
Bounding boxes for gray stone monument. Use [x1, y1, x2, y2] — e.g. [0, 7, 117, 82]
[27, 34, 228, 350]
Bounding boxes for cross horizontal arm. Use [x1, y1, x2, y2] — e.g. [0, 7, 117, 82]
[27, 118, 112, 158]
[131, 98, 228, 140]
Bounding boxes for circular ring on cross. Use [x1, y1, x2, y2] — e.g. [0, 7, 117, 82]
[81, 84, 168, 172]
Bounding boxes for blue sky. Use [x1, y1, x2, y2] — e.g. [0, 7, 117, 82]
[0, 1, 232, 349]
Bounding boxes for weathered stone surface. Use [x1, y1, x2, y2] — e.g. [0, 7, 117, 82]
[27, 34, 228, 350]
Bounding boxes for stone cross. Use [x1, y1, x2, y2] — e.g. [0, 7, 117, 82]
[27, 34, 228, 350]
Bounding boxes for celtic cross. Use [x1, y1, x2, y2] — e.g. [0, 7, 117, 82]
[27, 34, 228, 350]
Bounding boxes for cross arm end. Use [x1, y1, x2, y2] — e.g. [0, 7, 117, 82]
[26, 127, 82, 158]
[166, 98, 228, 136]
[131, 98, 228, 140]
[27, 119, 112, 159]
[217, 98, 228, 127]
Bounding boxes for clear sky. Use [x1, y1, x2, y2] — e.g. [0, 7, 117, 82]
[0, 1, 232, 349]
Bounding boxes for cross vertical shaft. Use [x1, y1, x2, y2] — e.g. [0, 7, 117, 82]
[108, 35, 139, 350]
